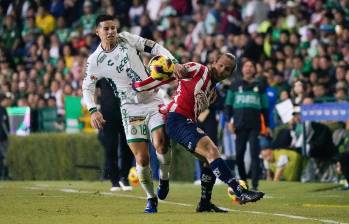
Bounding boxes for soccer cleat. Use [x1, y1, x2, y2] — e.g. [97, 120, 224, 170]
[157, 179, 169, 200]
[196, 201, 228, 213]
[236, 189, 264, 205]
[144, 197, 158, 213]
[110, 182, 121, 192]
[119, 177, 133, 191]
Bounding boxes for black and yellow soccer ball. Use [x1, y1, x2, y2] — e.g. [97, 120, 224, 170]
[148, 55, 174, 81]
[128, 167, 139, 187]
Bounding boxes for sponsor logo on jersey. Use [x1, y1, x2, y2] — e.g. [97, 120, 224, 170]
[116, 54, 129, 73]
[107, 59, 114, 66]
[98, 54, 107, 64]
[126, 68, 141, 82]
[235, 94, 259, 105]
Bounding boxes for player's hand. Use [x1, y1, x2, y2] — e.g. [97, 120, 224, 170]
[173, 64, 187, 79]
[90, 111, 106, 129]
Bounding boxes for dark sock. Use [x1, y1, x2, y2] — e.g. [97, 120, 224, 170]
[200, 166, 216, 204]
[209, 158, 242, 197]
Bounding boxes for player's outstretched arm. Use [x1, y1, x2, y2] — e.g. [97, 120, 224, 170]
[132, 76, 176, 92]
[82, 59, 106, 129]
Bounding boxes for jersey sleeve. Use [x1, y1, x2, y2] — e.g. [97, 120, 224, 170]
[132, 77, 175, 92]
[82, 56, 101, 111]
[120, 31, 177, 63]
[181, 62, 204, 79]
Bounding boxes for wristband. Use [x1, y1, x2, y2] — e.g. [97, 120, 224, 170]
[171, 58, 178, 64]
[89, 107, 98, 115]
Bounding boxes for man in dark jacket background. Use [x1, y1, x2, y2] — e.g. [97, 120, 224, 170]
[96, 78, 134, 191]
[225, 60, 269, 190]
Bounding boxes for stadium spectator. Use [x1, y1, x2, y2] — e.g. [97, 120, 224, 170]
[97, 78, 134, 192]
[261, 148, 303, 182]
[225, 60, 269, 191]
[35, 5, 56, 35]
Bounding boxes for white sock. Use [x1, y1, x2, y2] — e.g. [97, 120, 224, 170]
[136, 164, 156, 199]
[156, 149, 171, 180]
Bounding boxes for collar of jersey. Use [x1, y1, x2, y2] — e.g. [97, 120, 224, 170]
[100, 43, 118, 53]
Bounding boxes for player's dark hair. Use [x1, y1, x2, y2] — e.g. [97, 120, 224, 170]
[95, 15, 114, 27]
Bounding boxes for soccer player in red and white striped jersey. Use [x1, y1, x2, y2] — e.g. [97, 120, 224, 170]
[135, 53, 265, 210]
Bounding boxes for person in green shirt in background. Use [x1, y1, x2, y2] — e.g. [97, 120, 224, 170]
[225, 59, 270, 190]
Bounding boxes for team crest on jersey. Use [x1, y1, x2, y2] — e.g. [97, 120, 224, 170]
[131, 126, 137, 135]
[119, 44, 127, 52]
[253, 86, 259, 92]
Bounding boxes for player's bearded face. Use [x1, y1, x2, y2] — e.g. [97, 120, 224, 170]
[213, 55, 235, 81]
[96, 20, 117, 44]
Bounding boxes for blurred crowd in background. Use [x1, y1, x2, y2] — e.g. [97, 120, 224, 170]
[0, 0, 349, 185]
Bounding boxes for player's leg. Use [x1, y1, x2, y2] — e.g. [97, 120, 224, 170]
[118, 125, 134, 191]
[99, 128, 120, 191]
[128, 141, 158, 213]
[196, 161, 227, 213]
[121, 106, 157, 213]
[195, 136, 264, 204]
[166, 112, 264, 205]
[248, 128, 261, 191]
[150, 113, 171, 200]
[235, 128, 249, 184]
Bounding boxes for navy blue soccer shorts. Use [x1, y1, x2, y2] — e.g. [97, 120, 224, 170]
[165, 112, 206, 153]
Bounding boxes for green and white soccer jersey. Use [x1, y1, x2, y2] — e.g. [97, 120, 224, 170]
[83, 32, 160, 107]
[82, 31, 171, 142]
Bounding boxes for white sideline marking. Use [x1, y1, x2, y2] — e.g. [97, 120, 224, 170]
[27, 186, 347, 224]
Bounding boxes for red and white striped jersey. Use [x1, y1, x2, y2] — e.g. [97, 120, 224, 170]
[166, 62, 216, 122]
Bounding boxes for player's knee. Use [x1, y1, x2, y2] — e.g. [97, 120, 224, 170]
[205, 145, 220, 162]
[135, 154, 149, 166]
[153, 138, 167, 154]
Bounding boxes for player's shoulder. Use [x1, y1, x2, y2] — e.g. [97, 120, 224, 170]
[87, 45, 105, 67]
[118, 31, 138, 42]
[118, 31, 130, 39]
[184, 62, 208, 73]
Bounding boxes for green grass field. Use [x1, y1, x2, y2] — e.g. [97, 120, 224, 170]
[0, 181, 348, 224]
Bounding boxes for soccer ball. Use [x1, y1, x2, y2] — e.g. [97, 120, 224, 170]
[128, 167, 139, 187]
[227, 180, 248, 204]
[148, 55, 174, 81]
